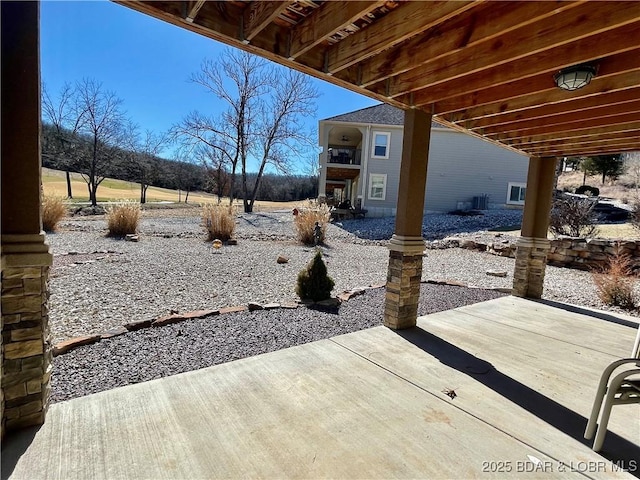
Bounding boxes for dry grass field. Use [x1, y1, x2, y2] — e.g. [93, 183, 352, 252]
[557, 170, 640, 205]
[41, 168, 301, 212]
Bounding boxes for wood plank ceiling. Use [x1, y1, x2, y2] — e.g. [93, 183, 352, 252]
[116, 0, 640, 158]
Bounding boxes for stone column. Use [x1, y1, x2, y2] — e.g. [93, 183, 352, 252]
[384, 109, 432, 329]
[512, 156, 557, 298]
[1, 0, 53, 438]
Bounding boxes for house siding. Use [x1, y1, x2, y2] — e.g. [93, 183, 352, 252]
[363, 126, 403, 217]
[319, 104, 529, 217]
[424, 130, 529, 212]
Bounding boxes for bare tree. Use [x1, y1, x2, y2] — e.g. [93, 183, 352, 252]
[173, 49, 318, 213]
[623, 151, 640, 196]
[125, 124, 168, 203]
[74, 78, 127, 206]
[194, 144, 230, 203]
[41, 83, 84, 198]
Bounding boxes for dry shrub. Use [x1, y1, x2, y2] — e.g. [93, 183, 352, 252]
[294, 203, 330, 245]
[42, 196, 67, 232]
[549, 195, 599, 238]
[631, 200, 640, 232]
[202, 204, 236, 241]
[106, 201, 141, 237]
[592, 249, 637, 310]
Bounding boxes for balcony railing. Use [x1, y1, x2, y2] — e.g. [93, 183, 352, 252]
[327, 148, 361, 165]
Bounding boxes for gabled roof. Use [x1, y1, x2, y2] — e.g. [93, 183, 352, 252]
[323, 103, 444, 128]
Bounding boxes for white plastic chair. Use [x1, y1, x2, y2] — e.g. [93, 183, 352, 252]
[584, 325, 640, 451]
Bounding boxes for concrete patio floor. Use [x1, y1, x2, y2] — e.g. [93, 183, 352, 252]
[2, 296, 639, 479]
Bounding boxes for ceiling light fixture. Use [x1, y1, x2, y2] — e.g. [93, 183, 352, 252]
[554, 64, 596, 91]
[341, 135, 349, 142]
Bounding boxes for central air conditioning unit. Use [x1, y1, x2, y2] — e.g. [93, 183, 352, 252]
[472, 194, 489, 210]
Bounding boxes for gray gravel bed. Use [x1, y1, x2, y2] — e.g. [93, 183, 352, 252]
[50, 283, 506, 403]
[47, 210, 638, 345]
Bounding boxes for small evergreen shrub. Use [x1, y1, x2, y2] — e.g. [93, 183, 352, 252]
[296, 251, 335, 302]
[202, 204, 236, 241]
[592, 249, 637, 310]
[106, 201, 141, 237]
[294, 203, 330, 245]
[575, 185, 600, 196]
[549, 195, 598, 238]
[42, 195, 67, 232]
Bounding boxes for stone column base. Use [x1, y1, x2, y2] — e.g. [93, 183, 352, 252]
[384, 235, 425, 330]
[512, 237, 550, 299]
[2, 234, 53, 438]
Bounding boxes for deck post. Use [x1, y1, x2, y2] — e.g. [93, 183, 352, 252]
[384, 109, 431, 329]
[1, 0, 53, 438]
[512, 156, 557, 298]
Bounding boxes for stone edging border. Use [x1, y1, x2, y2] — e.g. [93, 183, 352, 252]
[52, 280, 511, 357]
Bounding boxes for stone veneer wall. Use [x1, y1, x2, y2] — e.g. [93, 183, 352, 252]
[1, 265, 51, 436]
[448, 237, 640, 271]
[546, 238, 640, 270]
[385, 251, 423, 329]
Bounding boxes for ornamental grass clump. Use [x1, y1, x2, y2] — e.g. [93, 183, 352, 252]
[42, 195, 67, 232]
[296, 250, 335, 302]
[202, 204, 236, 241]
[106, 201, 141, 237]
[592, 249, 637, 310]
[294, 203, 330, 245]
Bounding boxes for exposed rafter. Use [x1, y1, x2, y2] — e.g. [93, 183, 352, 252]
[114, 0, 640, 158]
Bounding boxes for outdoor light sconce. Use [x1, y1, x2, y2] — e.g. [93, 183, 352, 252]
[341, 135, 350, 142]
[554, 64, 596, 91]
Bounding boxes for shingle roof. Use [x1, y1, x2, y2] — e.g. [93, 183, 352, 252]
[323, 103, 445, 128]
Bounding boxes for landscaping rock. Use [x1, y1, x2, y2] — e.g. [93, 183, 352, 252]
[248, 302, 264, 311]
[277, 255, 289, 264]
[125, 234, 139, 242]
[53, 335, 101, 356]
[486, 270, 508, 277]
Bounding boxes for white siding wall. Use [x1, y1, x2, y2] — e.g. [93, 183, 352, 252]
[424, 130, 529, 212]
[363, 126, 403, 217]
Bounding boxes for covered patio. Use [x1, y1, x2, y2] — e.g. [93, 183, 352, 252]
[3, 297, 639, 479]
[2, 0, 640, 469]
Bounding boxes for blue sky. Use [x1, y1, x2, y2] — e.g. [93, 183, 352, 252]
[40, 1, 379, 170]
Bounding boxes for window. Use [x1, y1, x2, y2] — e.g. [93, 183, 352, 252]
[507, 182, 526, 205]
[368, 174, 387, 200]
[371, 132, 390, 159]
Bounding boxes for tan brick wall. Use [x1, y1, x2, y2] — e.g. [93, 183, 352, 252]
[384, 251, 423, 329]
[1, 265, 51, 436]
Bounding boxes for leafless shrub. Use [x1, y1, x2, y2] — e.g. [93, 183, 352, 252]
[202, 204, 236, 241]
[42, 196, 67, 232]
[294, 203, 330, 245]
[106, 201, 141, 237]
[549, 195, 599, 238]
[630, 200, 640, 232]
[592, 249, 637, 310]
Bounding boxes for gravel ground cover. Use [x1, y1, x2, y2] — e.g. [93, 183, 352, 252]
[48, 208, 639, 402]
[51, 283, 505, 403]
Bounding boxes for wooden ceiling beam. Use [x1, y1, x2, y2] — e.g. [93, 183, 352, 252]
[324, 1, 477, 74]
[242, 1, 291, 43]
[505, 121, 640, 146]
[401, 25, 640, 109]
[536, 143, 640, 156]
[184, 0, 206, 23]
[351, 1, 580, 88]
[521, 131, 640, 151]
[479, 101, 640, 136]
[492, 112, 640, 141]
[528, 139, 640, 156]
[287, 1, 385, 60]
[463, 88, 640, 131]
[385, 2, 640, 98]
[436, 69, 640, 119]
